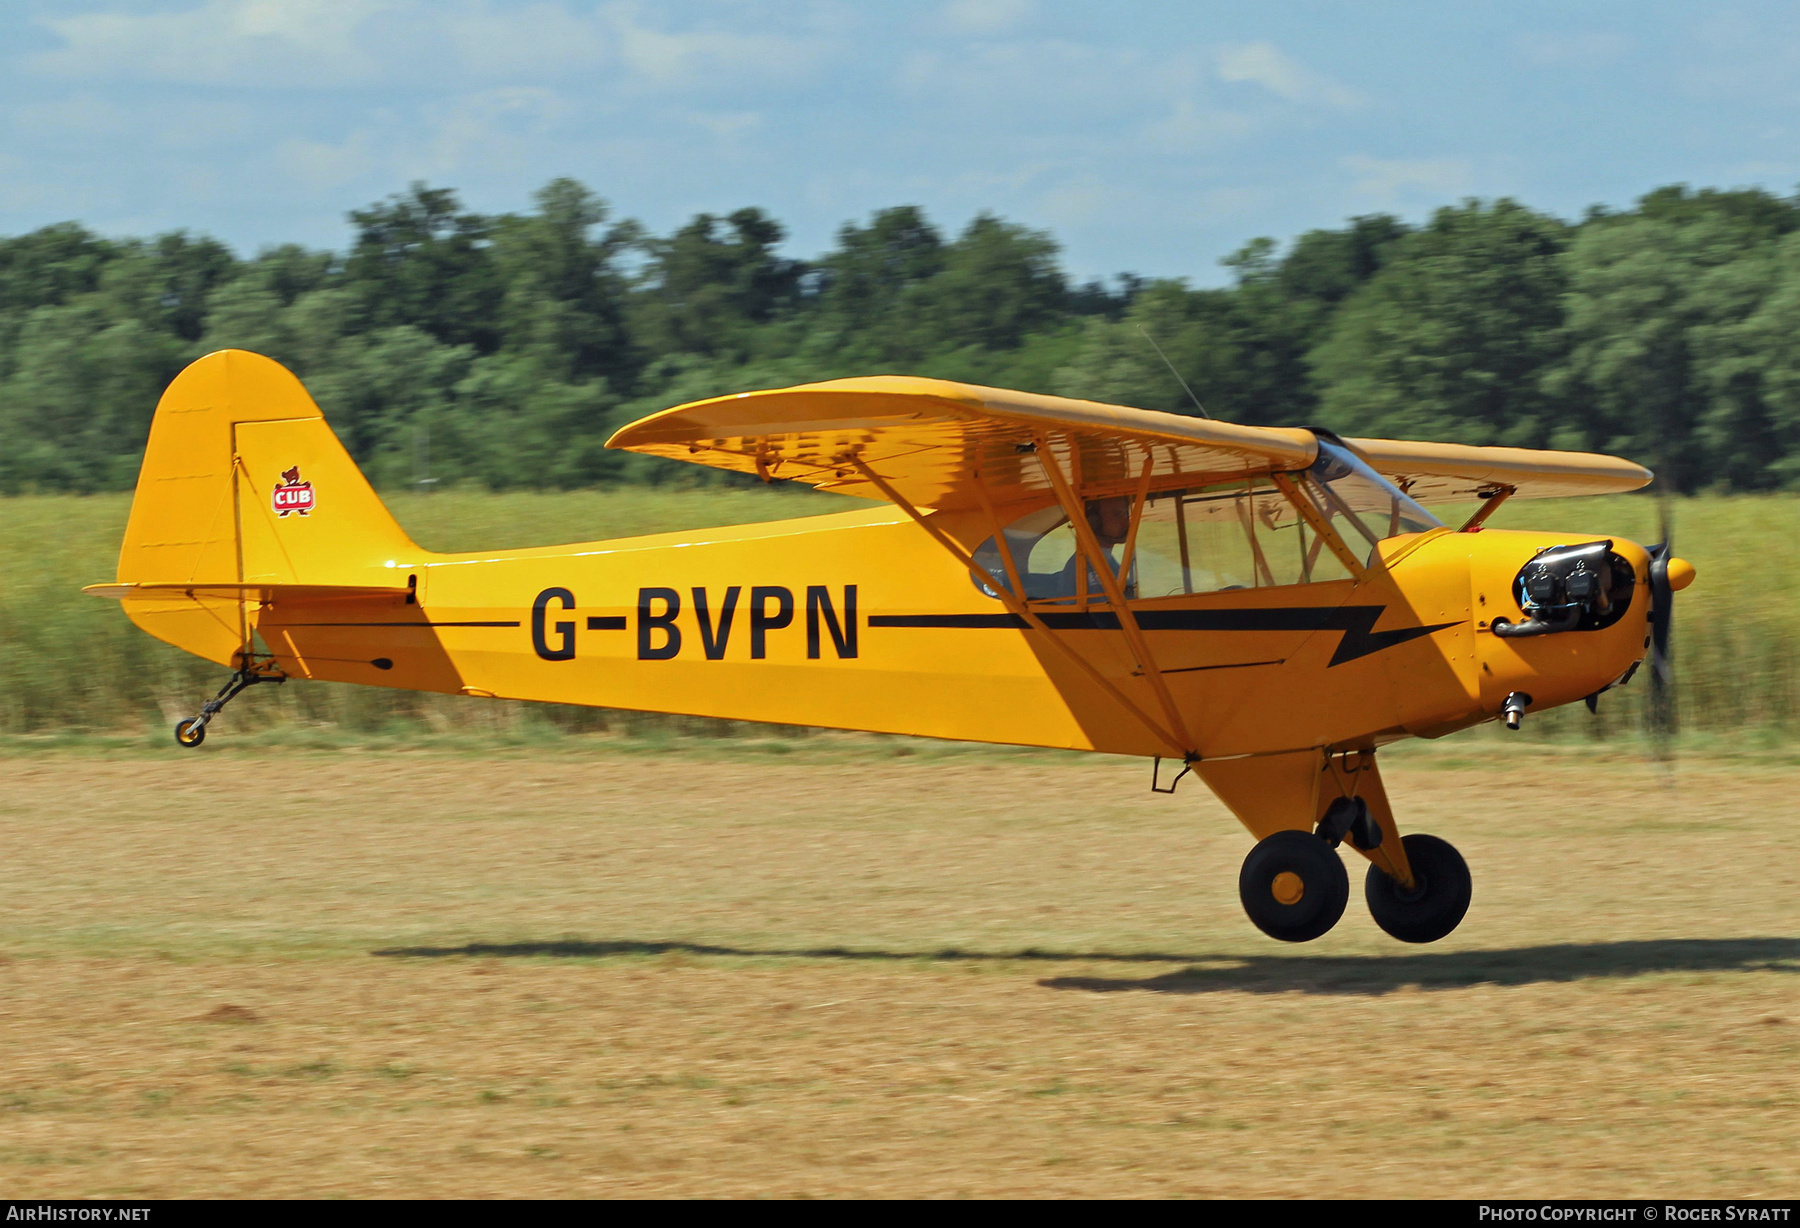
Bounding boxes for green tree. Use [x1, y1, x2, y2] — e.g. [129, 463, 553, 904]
[344, 183, 502, 353]
[1054, 216, 1404, 424]
[1550, 211, 1786, 489]
[910, 213, 1065, 355]
[488, 179, 640, 385]
[0, 303, 185, 491]
[813, 206, 946, 359]
[1733, 231, 1800, 486]
[632, 208, 801, 358]
[1309, 200, 1570, 445]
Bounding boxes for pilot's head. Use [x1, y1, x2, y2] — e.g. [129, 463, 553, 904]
[1086, 496, 1131, 548]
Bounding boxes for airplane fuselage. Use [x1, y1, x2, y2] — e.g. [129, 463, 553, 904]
[248, 506, 1652, 762]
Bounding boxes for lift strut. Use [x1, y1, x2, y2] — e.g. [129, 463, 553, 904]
[849, 446, 1198, 762]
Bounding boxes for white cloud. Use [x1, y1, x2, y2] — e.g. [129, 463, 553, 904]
[443, 2, 613, 76]
[31, 0, 399, 87]
[0, 152, 58, 213]
[1216, 41, 1364, 109]
[1191, 186, 1270, 222]
[1513, 31, 1632, 67]
[1144, 98, 1259, 150]
[1037, 177, 1113, 226]
[417, 87, 570, 176]
[10, 93, 256, 152]
[895, 37, 1182, 128]
[1677, 10, 1800, 106]
[277, 129, 381, 190]
[10, 93, 128, 139]
[1341, 154, 1472, 203]
[28, 0, 826, 92]
[940, 0, 1034, 35]
[274, 86, 573, 189]
[688, 111, 764, 139]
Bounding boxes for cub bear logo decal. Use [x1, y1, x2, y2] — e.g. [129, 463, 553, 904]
[273, 466, 315, 517]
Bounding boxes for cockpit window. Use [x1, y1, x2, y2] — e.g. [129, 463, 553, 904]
[1133, 478, 1354, 595]
[972, 476, 1360, 601]
[969, 443, 1440, 602]
[970, 504, 1088, 602]
[1301, 441, 1441, 548]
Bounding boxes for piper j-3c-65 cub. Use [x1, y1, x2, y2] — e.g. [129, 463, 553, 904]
[88, 350, 1698, 945]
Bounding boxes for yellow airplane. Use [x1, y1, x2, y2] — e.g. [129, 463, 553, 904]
[87, 350, 1696, 945]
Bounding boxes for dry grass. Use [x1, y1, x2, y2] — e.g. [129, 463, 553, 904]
[0, 745, 1794, 1198]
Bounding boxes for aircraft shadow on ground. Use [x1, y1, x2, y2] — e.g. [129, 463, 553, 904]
[372, 937, 1800, 997]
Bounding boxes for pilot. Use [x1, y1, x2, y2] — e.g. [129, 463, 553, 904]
[1053, 496, 1134, 599]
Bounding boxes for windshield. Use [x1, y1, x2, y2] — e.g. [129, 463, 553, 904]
[1300, 441, 1440, 549]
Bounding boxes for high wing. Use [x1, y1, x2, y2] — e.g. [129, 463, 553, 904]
[1344, 437, 1652, 503]
[604, 376, 1315, 509]
[605, 375, 1653, 508]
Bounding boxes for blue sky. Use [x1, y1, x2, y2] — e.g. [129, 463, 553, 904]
[4, 1, 1799, 283]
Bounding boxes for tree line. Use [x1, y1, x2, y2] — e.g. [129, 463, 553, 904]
[4, 178, 1799, 494]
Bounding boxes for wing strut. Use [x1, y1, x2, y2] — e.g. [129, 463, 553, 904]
[1459, 485, 1515, 532]
[1033, 435, 1199, 760]
[848, 456, 1191, 760]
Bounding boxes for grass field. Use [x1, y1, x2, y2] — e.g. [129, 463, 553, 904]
[3, 484, 1798, 740]
[0, 743, 1793, 1198]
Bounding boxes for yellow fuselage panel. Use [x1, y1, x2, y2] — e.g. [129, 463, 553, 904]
[251, 511, 1652, 759]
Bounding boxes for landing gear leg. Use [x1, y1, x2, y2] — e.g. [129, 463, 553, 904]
[1321, 753, 1472, 943]
[174, 661, 283, 749]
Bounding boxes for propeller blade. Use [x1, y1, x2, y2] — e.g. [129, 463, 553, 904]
[1646, 489, 1677, 749]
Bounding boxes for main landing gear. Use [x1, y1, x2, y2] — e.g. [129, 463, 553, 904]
[173, 662, 283, 749]
[1362, 834, 1472, 944]
[1238, 830, 1349, 942]
[1237, 801, 1471, 943]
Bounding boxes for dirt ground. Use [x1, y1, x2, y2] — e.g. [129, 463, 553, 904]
[0, 742, 1794, 1198]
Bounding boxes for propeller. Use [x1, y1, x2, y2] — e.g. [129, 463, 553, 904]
[1645, 491, 1677, 755]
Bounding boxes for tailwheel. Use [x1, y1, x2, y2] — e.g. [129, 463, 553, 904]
[1238, 830, 1349, 943]
[170, 659, 283, 751]
[1364, 834, 1471, 943]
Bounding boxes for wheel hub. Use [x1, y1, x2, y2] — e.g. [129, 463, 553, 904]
[1271, 871, 1305, 905]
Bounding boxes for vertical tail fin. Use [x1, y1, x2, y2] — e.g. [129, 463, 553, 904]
[112, 349, 423, 664]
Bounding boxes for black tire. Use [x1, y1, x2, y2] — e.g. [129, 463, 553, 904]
[1238, 830, 1349, 943]
[174, 718, 206, 749]
[1365, 833, 1471, 943]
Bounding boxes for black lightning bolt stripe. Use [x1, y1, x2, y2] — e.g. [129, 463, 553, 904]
[867, 606, 1458, 667]
[273, 620, 522, 628]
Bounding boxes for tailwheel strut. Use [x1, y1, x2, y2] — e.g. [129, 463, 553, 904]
[174, 658, 284, 749]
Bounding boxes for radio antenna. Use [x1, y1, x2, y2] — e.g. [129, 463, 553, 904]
[1136, 325, 1212, 419]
